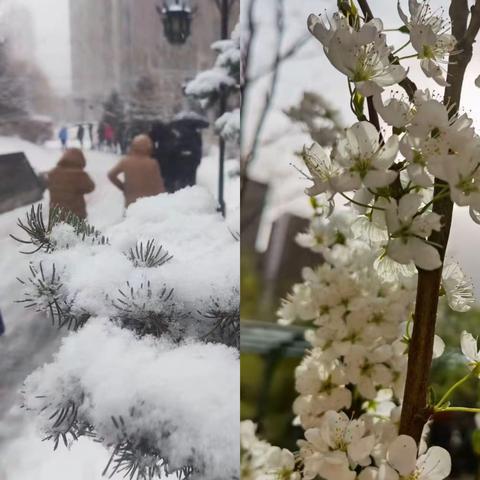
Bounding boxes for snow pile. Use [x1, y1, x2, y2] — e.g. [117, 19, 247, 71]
[23, 319, 240, 480]
[17, 186, 239, 343]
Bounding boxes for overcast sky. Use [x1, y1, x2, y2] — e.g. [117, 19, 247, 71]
[17, 0, 71, 94]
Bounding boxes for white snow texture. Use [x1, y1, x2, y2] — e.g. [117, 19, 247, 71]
[17, 186, 240, 479]
[23, 319, 239, 480]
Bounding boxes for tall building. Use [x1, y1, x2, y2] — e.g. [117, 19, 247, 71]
[69, 0, 239, 121]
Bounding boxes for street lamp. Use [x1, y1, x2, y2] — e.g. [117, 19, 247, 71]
[215, 0, 237, 217]
[157, 0, 193, 45]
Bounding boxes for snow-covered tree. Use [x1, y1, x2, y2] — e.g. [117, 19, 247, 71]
[13, 187, 240, 480]
[284, 92, 343, 148]
[102, 90, 126, 131]
[0, 39, 28, 119]
[185, 22, 240, 144]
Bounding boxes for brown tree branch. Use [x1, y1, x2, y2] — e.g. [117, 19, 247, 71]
[399, 0, 480, 442]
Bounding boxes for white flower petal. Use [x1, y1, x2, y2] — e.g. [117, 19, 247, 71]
[364, 170, 397, 188]
[347, 434, 375, 463]
[416, 446, 451, 480]
[387, 435, 417, 476]
[460, 330, 479, 364]
[410, 238, 442, 270]
[433, 335, 445, 359]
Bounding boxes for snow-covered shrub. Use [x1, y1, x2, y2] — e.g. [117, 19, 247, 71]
[186, 22, 240, 145]
[23, 319, 239, 480]
[14, 187, 240, 479]
[215, 108, 240, 144]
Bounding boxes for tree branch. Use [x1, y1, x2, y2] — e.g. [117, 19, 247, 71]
[357, 0, 373, 20]
[399, 0, 480, 443]
[240, 0, 285, 198]
[359, 0, 418, 101]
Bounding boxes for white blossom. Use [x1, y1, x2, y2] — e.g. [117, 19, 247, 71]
[385, 193, 442, 270]
[241, 421, 300, 480]
[373, 93, 412, 128]
[441, 261, 475, 312]
[331, 121, 399, 191]
[460, 330, 480, 372]
[302, 142, 342, 195]
[345, 345, 393, 399]
[301, 411, 375, 480]
[385, 435, 451, 480]
[308, 13, 406, 96]
[398, 1, 455, 86]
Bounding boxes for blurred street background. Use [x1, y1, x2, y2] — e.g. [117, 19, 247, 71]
[0, 1, 240, 478]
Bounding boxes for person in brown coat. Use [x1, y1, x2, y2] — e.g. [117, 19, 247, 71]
[108, 134, 165, 207]
[47, 148, 95, 219]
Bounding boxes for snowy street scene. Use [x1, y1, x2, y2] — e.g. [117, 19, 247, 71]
[0, 1, 240, 479]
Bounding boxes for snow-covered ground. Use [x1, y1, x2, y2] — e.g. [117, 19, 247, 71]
[0, 136, 239, 479]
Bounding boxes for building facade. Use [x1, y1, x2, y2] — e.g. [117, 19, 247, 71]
[69, 0, 239, 121]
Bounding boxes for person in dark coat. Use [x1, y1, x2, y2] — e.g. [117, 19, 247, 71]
[88, 123, 94, 149]
[149, 121, 176, 193]
[77, 124, 85, 149]
[47, 148, 95, 219]
[169, 115, 209, 191]
[97, 122, 105, 150]
[0, 310, 5, 336]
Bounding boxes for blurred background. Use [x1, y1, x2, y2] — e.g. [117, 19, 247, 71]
[240, 0, 480, 477]
[0, 1, 239, 478]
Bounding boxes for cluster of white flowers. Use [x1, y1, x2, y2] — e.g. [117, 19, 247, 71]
[242, 413, 451, 480]
[398, 1, 456, 86]
[241, 3, 480, 479]
[307, 14, 406, 97]
[242, 212, 477, 479]
[303, 2, 480, 271]
[241, 421, 299, 480]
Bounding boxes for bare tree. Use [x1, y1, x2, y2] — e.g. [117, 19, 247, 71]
[240, 0, 312, 197]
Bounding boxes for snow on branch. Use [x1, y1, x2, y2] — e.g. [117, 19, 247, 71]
[14, 187, 240, 479]
[22, 319, 239, 480]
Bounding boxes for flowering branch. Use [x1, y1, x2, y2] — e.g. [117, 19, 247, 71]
[242, 0, 480, 478]
[399, 0, 480, 442]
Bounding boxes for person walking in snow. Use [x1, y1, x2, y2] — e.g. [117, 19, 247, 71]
[108, 134, 165, 208]
[104, 123, 115, 152]
[0, 310, 5, 336]
[88, 123, 94, 149]
[77, 124, 85, 149]
[150, 121, 176, 193]
[59, 126, 68, 151]
[169, 116, 209, 191]
[47, 148, 95, 219]
[98, 122, 105, 150]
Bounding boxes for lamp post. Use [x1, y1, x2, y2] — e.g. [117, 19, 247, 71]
[157, 0, 193, 45]
[215, 0, 237, 217]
